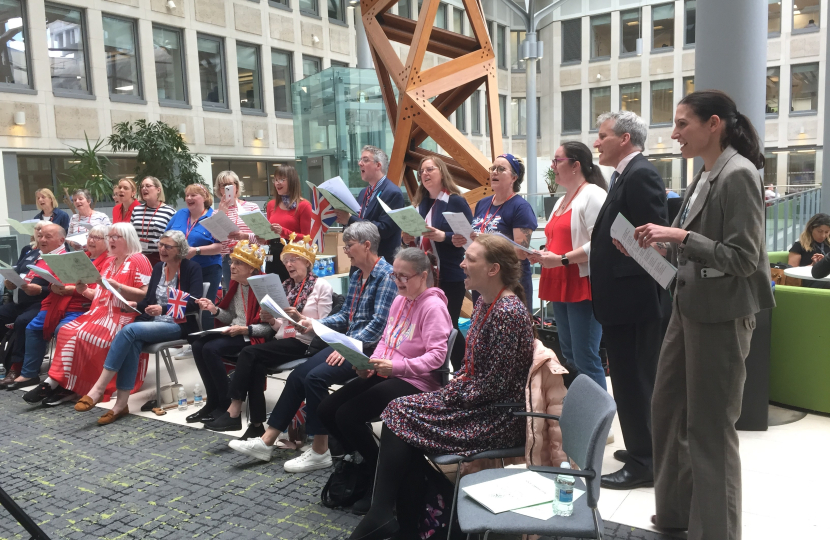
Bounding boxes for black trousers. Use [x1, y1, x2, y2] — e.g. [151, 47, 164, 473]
[0, 302, 40, 370]
[318, 375, 421, 470]
[190, 333, 247, 413]
[265, 241, 290, 282]
[601, 317, 664, 469]
[228, 337, 309, 423]
[439, 280, 467, 371]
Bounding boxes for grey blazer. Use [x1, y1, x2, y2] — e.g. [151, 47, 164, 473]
[669, 146, 775, 323]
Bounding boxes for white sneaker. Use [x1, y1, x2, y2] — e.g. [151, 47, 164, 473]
[173, 345, 192, 360]
[284, 447, 332, 473]
[228, 437, 275, 462]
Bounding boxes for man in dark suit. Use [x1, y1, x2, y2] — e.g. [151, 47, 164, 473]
[590, 111, 668, 489]
[333, 145, 403, 263]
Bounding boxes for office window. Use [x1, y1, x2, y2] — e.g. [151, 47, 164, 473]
[0, 0, 31, 89]
[683, 76, 694, 96]
[303, 55, 321, 77]
[788, 151, 817, 188]
[299, 0, 318, 15]
[651, 79, 674, 124]
[153, 26, 187, 104]
[496, 24, 506, 68]
[331, 60, 349, 67]
[271, 0, 289, 7]
[768, 1, 781, 34]
[511, 97, 525, 136]
[102, 16, 141, 99]
[653, 3, 674, 50]
[766, 67, 780, 114]
[272, 50, 292, 114]
[471, 90, 481, 134]
[197, 34, 226, 107]
[763, 152, 778, 186]
[536, 97, 541, 138]
[511, 30, 525, 70]
[562, 90, 581, 132]
[590, 87, 611, 127]
[590, 14, 611, 59]
[793, 0, 820, 30]
[45, 3, 90, 94]
[452, 8, 464, 34]
[620, 83, 641, 116]
[328, 0, 344, 21]
[685, 0, 695, 45]
[435, 3, 446, 29]
[561, 18, 581, 63]
[499, 94, 507, 135]
[398, 0, 411, 18]
[620, 9, 640, 55]
[237, 43, 261, 111]
[791, 63, 819, 112]
[455, 102, 466, 132]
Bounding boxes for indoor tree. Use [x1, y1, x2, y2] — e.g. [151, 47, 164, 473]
[61, 134, 115, 212]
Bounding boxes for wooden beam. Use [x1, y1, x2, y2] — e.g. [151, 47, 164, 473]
[371, 45, 398, 130]
[402, 0, 440, 89]
[378, 14, 480, 58]
[387, 102, 415, 187]
[483, 67, 503, 156]
[411, 55, 494, 100]
[363, 17, 406, 89]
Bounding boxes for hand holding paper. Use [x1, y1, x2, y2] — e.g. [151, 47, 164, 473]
[378, 199, 430, 237]
[443, 212, 474, 248]
[308, 177, 361, 215]
[239, 211, 279, 240]
[100, 278, 140, 313]
[610, 213, 677, 289]
[200, 212, 239, 241]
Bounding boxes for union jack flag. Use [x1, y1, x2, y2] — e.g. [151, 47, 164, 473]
[291, 402, 307, 428]
[166, 287, 190, 321]
[309, 185, 337, 250]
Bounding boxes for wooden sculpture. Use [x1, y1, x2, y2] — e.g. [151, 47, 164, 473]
[361, 0, 500, 206]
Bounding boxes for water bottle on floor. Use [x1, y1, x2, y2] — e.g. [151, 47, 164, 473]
[0, 365, 5, 380]
[193, 383, 204, 408]
[177, 387, 188, 411]
[553, 462, 575, 517]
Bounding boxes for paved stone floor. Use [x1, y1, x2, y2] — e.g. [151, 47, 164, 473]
[0, 391, 677, 540]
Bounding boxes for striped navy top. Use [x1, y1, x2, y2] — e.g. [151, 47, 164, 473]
[131, 203, 176, 253]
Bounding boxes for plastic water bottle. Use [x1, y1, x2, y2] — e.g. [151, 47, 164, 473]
[553, 462, 575, 517]
[327, 258, 335, 275]
[177, 386, 188, 411]
[193, 383, 204, 408]
[0, 364, 5, 380]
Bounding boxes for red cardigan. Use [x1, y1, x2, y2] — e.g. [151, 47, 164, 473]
[265, 199, 313, 239]
[113, 199, 140, 223]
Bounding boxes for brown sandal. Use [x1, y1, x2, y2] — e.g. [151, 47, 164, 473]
[74, 395, 97, 412]
[97, 407, 129, 425]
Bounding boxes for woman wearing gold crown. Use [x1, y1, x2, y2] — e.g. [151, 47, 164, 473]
[187, 240, 273, 424]
[203, 233, 333, 436]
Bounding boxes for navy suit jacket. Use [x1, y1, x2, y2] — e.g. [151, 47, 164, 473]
[348, 176, 404, 263]
[416, 193, 472, 283]
[136, 258, 204, 335]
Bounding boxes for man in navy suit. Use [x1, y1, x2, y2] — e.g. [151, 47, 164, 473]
[590, 111, 669, 490]
[334, 145, 404, 263]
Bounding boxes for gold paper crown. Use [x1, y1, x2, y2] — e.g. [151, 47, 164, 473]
[280, 232, 318, 265]
[230, 240, 267, 269]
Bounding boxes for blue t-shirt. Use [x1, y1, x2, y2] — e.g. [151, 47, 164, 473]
[165, 207, 222, 269]
[472, 195, 538, 271]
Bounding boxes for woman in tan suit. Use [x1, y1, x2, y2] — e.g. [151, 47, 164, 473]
[627, 90, 775, 540]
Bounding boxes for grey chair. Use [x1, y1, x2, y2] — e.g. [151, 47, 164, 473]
[456, 374, 616, 540]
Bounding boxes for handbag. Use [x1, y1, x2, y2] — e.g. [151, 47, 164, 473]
[321, 454, 370, 509]
[396, 462, 461, 540]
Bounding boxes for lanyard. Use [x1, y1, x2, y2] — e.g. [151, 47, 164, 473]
[349, 258, 381, 324]
[360, 180, 383, 218]
[381, 297, 418, 359]
[476, 194, 514, 233]
[461, 286, 507, 379]
[140, 205, 162, 240]
[186, 210, 207, 239]
[292, 277, 307, 308]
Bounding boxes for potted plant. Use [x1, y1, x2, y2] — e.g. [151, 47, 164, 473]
[59, 134, 115, 212]
[543, 165, 561, 218]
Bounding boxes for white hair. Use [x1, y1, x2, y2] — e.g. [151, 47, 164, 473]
[596, 111, 648, 150]
[109, 222, 143, 255]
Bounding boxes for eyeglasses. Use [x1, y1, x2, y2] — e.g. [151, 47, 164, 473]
[87, 235, 104, 241]
[273, 177, 287, 183]
[489, 165, 509, 174]
[342, 243, 359, 253]
[391, 272, 420, 284]
[551, 157, 575, 169]
[107, 235, 123, 241]
[158, 243, 177, 251]
[419, 166, 437, 175]
[283, 256, 303, 265]
[359, 157, 376, 164]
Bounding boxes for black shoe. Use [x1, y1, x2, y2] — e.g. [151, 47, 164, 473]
[185, 407, 215, 424]
[203, 411, 242, 432]
[600, 463, 654, 490]
[239, 423, 266, 441]
[351, 488, 373, 516]
[42, 387, 76, 406]
[7, 377, 41, 391]
[349, 516, 399, 540]
[651, 515, 688, 532]
[23, 382, 55, 404]
[613, 449, 630, 463]
[141, 399, 158, 412]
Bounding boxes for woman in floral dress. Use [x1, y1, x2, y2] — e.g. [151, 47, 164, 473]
[350, 234, 535, 540]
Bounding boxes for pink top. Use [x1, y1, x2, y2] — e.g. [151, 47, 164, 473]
[270, 278, 334, 345]
[266, 199, 313, 239]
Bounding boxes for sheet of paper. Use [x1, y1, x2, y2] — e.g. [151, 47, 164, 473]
[0, 269, 25, 287]
[42, 252, 101, 284]
[378, 199, 430, 237]
[20, 219, 40, 224]
[200, 211, 239, 241]
[6, 218, 35, 236]
[461, 471, 559, 514]
[248, 274, 289, 308]
[328, 343, 375, 371]
[309, 176, 361, 215]
[442, 212, 474, 248]
[66, 232, 88, 249]
[26, 265, 63, 286]
[260, 295, 309, 332]
[308, 318, 372, 369]
[609, 213, 677, 290]
[100, 278, 140, 313]
[239, 211, 279, 240]
[509, 489, 586, 520]
[74, 222, 91, 231]
[495, 233, 535, 254]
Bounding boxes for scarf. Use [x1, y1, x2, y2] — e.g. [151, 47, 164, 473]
[217, 276, 265, 345]
[284, 273, 318, 313]
[281, 195, 298, 211]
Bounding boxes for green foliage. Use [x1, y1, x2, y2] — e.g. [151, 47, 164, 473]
[544, 166, 560, 195]
[107, 120, 205, 203]
[61, 135, 116, 206]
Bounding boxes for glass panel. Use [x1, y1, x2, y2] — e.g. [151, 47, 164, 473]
[511, 30, 525, 70]
[652, 3, 675, 49]
[455, 102, 465, 132]
[398, 0, 411, 19]
[620, 9, 640, 54]
[197, 35, 225, 106]
[435, 3, 446, 29]
[620, 83, 641, 116]
[590, 87, 611, 126]
[210, 159, 230, 188]
[230, 161, 269, 197]
[511, 97, 525, 136]
[328, 0, 343, 21]
[272, 50, 292, 113]
[651, 79, 674, 124]
[788, 151, 817, 189]
[453, 8, 464, 34]
[766, 67, 780, 114]
[45, 3, 89, 93]
[499, 94, 507, 134]
[562, 19, 581, 63]
[237, 43, 261, 110]
[471, 90, 481, 134]
[768, 0, 781, 33]
[590, 14, 611, 58]
[17, 156, 53, 207]
[303, 56, 321, 77]
[103, 16, 140, 97]
[684, 0, 695, 45]
[562, 90, 581, 132]
[299, 0, 318, 15]
[0, 0, 29, 87]
[683, 76, 694, 96]
[791, 63, 819, 112]
[793, 0, 820, 30]
[497, 25, 506, 68]
[153, 26, 186, 103]
[763, 152, 778, 187]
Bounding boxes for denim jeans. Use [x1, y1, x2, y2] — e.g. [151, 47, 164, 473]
[200, 264, 222, 330]
[550, 300, 606, 390]
[103, 321, 182, 390]
[20, 310, 84, 378]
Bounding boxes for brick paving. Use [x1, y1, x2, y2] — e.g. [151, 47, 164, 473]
[0, 390, 676, 540]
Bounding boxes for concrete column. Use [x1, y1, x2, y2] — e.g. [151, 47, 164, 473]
[822, 20, 830, 212]
[354, 6, 374, 69]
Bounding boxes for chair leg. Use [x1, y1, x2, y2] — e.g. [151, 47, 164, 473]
[447, 461, 462, 538]
[162, 349, 178, 384]
[592, 507, 603, 540]
[155, 352, 162, 407]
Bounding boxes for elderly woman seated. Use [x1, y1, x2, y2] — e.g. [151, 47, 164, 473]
[203, 233, 333, 437]
[72, 230, 203, 424]
[349, 234, 535, 540]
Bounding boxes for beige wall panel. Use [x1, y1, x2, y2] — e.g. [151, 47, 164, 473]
[790, 34, 821, 58]
[559, 68, 581, 86]
[242, 120, 269, 147]
[276, 122, 294, 149]
[55, 106, 100, 140]
[498, 70, 508, 91]
[682, 51, 694, 72]
[150, 0, 185, 17]
[301, 21, 324, 49]
[511, 73, 526, 93]
[765, 121, 778, 142]
[618, 60, 641, 79]
[330, 27, 350, 55]
[110, 110, 148, 129]
[234, 3, 262, 35]
[588, 63, 610, 82]
[649, 54, 673, 76]
[195, 0, 226, 27]
[0, 102, 41, 137]
[203, 117, 235, 146]
[270, 14, 295, 43]
[788, 118, 818, 139]
[160, 114, 194, 143]
[768, 40, 781, 62]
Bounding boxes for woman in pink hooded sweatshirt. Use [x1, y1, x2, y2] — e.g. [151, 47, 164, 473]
[317, 247, 451, 514]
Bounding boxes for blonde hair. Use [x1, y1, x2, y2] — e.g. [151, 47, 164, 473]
[185, 184, 213, 210]
[138, 176, 166, 204]
[412, 156, 462, 206]
[35, 188, 60, 213]
[799, 213, 830, 253]
[116, 177, 138, 197]
[214, 170, 242, 198]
